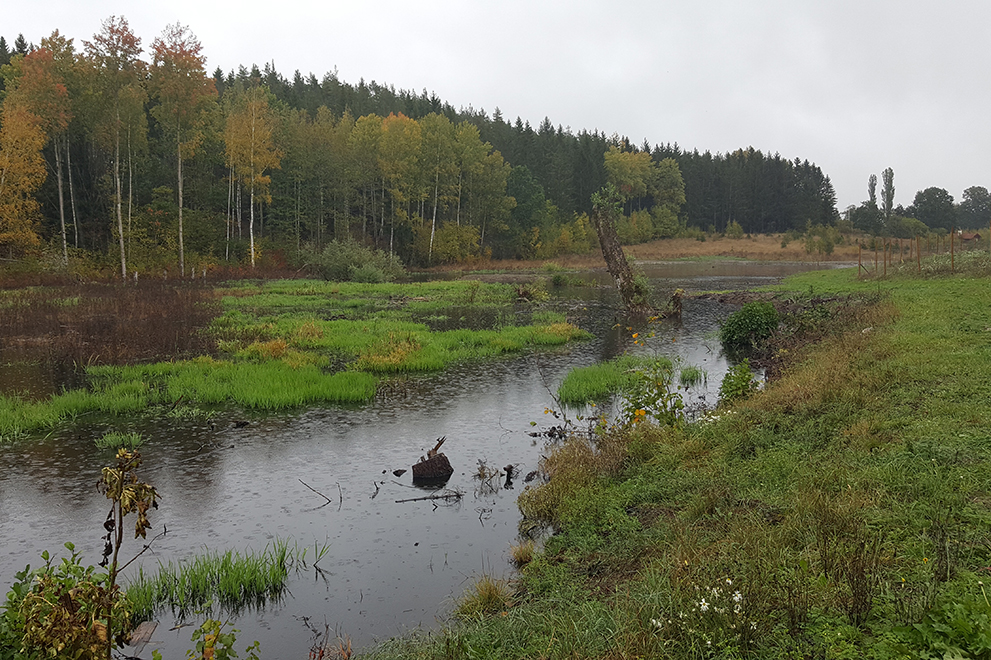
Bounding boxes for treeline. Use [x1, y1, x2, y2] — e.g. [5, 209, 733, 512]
[0, 20, 840, 277]
[847, 168, 991, 237]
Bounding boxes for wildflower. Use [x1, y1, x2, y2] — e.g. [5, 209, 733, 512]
[732, 591, 742, 603]
[751, 621, 757, 630]
[651, 618, 663, 630]
[698, 598, 709, 612]
[725, 578, 733, 586]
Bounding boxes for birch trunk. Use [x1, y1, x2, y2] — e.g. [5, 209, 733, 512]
[55, 138, 68, 266]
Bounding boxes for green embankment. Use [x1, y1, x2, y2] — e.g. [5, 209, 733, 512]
[363, 263, 991, 659]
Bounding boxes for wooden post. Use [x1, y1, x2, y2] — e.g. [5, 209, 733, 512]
[951, 227, 954, 272]
[874, 240, 878, 275]
[917, 236, 921, 273]
[858, 244, 862, 277]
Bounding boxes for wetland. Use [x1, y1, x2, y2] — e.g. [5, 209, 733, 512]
[0, 260, 845, 657]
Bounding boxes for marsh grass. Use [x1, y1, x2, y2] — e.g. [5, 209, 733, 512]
[508, 540, 536, 567]
[453, 575, 514, 620]
[0, 281, 218, 366]
[557, 355, 666, 405]
[1, 279, 589, 439]
[94, 431, 143, 450]
[678, 365, 706, 388]
[125, 539, 323, 620]
[363, 267, 991, 659]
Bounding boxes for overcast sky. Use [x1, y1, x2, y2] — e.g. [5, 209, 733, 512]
[6, 1, 990, 210]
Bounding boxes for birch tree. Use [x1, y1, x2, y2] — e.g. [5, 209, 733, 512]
[2, 45, 72, 263]
[224, 85, 280, 267]
[83, 16, 144, 280]
[151, 23, 217, 277]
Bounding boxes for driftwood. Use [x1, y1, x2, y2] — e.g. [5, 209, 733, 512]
[395, 489, 463, 503]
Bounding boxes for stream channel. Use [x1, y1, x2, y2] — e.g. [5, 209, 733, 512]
[0, 261, 844, 657]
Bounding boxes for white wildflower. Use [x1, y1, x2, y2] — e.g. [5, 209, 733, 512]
[698, 598, 709, 612]
[732, 590, 742, 603]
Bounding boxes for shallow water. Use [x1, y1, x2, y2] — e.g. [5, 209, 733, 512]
[0, 262, 843, 657]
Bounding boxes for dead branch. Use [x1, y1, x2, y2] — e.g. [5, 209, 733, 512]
[395, 488, 463, 504]
[299, 479, 332, 505]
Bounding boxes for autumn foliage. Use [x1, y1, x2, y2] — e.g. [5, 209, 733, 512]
[0, 102, 46, 254]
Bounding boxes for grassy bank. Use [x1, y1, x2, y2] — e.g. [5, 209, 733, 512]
[0, 280, 589, 441]
[363, 263, 991, 659]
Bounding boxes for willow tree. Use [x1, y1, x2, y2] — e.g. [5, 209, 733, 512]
[590, 182, 650, 314]
[150, 23, 217, 277]
[224, 85, 281, 267]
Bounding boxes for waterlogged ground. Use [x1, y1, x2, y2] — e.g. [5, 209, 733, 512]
[0, 262, 843, 657]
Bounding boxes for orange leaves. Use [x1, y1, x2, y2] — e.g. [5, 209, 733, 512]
[150, 23, 216, 155]
[4, 47, 72, 136]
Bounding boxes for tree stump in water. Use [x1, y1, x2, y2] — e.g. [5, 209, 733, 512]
[412, 453, 454, 482]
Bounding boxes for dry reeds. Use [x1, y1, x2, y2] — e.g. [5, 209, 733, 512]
[0, 281, 219, 367]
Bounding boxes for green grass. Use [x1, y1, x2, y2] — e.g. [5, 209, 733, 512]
[678, 365, 706, 387]
[557, 355, 670, 405]
[125, 539, 324, 620]
[94, 431, 143, 449]
[361, 264, 991, 660]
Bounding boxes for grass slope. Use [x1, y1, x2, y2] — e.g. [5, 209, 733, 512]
[363, 263, 991, 659]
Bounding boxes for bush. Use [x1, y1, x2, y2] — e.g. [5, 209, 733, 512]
[304, 240, 405, 282]
[719, 301, 779, 353]
[1, 543, 133, 659]
[719, 359, 758, 404]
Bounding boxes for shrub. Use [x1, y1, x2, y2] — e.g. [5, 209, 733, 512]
[719, 359, 758, 404]
[719, 301, 779, 353]
[304, 240, 404, 282]
[1, 543, 133, 659]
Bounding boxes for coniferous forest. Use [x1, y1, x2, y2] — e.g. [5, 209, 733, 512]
[0, 19, 841, 277]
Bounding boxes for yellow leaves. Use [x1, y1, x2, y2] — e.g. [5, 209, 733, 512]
[0, 102, 45, 253]
[224, 86, 281, 187]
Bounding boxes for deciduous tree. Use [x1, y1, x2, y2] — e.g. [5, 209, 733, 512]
[84, 16, 144, 280]
[151, 23, 218, 277]
[912, 187, 956, 232]
[224, 85, 281, 267]
[0, 103, 46, 255]
[3, 42, 74, 264]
